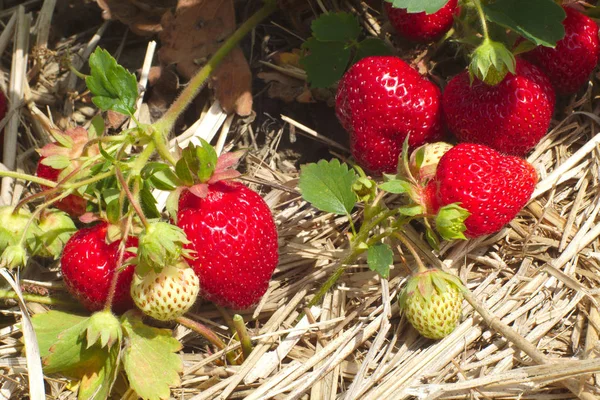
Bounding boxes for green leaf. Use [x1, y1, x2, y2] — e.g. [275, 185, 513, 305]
[469, 39, 516, 85]
[142, 162, 181, 191]
[88, 115, 105, 138]
[367, 243, 393, 279]
[385, 0, 448, 14]
[139, 185, 161, 219]
[301, 38, 352, 88]
[353, 37, 393, 64]
[435, 203, 470, 241]
[379, 179, 412, 194]
[85, 47, 138, 116]
[32, 310, 88, 360]
[483, 0, 566, 48]
[121, 312, 182, 400]
[311, 12, 361, 42]
[299, 159, 357, 215]
[398, 205, 424, 216]
[77, 344, 120, 400]
[41, 155, 70, 170]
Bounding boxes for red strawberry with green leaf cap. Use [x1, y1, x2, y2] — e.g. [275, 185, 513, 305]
[336, 56, 444, 175]
[442, 58, 555, 156]
[36, 127, 99, 216]
[385, 0, 459, 43]
[171, 140, 279, 310]
[424, 143, 538, 238]
[60, 222, 137, 312]
[524, 6, 600, 96]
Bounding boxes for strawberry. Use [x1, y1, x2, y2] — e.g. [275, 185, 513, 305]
[398, 268, 464, 340]
[425, 143, 538, 238]
[130, 261, 200, 321]
[60, 222, 137, 313]
[177, 181, 279, 310]
[28, 209, 76, 259]
[36, 127, 99, 217]
[0, 206, 37, 252]
[408, 142, 453, 183]
[336, 56, 444, 175]
[524, 6, 600, 95]
[385, 0, 459, 42]
[442, 59, 555, 156]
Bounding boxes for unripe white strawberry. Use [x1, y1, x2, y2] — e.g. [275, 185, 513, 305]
[131, 261, 199, 321]
[398, 268, 464, 340]
[409, 142, 453, 183]
[29, 209, 76, 259]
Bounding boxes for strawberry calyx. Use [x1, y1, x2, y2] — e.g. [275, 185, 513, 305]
[137, 220, 193, 271]
[38, 127, 99, 179]
[398, 268, 464, 307]
[1, 244, 28, 269]
[468, 38, 517, 86]
[85, 310, 122, 349]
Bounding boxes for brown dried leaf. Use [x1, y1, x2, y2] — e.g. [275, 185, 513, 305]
[158, 0, 253, 116]
[96, 0, 176, 36]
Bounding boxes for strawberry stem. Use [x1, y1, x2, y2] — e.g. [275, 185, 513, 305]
[151, 129, 177, 166]
[176, 315, 238, 365]
[152, 1, 277, 137]
[115, 167, 150, 229]
[233, 314, 253, 359]
[0, 170, 56, 187]
[393, 232, 428, 273]
[472, 0, 490, 40]
[0, 289, 80, 307]
[104, 214, 134, 312]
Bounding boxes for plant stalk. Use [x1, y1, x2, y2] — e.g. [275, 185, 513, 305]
[176, 316, 237, 365]
[152, 1, 277, 136]
[233, 314, 254, 359]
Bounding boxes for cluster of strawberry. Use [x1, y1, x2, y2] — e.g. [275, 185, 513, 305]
[337, 3, 599, 239]
[30, 130, 279, 318]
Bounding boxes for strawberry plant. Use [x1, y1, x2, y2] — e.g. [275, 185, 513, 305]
[1, 0, 600, 398]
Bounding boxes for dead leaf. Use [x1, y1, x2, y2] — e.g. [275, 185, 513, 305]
[158, 0, 253, 116]
[258, 71, 310, 103]
[96, 0, 176, 36]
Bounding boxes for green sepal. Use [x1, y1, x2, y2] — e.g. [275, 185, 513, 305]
[1, 244, 28, 269]
[469, 38, 516, 86]
[194, 139, 219, 183]
[85, 310, 122, 349]
[137, 221, 191, 269]
[435, 203, 470, 241]
[379, 179, 413, 195]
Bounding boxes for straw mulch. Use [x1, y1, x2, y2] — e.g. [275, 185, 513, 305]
[1, 1, 600, 399]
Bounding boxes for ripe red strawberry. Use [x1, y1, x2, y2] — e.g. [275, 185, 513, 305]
[442, 59, 555, 156]
[336, 56, 444, 174]
[385, 0, 459, 42]
[36, 127, 98, 217]
[177, 181, 278, 310]
[425, 143, 538, 238]
[61, 222, 137, 313]
[524, 6, 599, 95]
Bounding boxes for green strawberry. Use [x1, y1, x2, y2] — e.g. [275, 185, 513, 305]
[130, 261, 200, 321]
[398, 268, 464, 339]
[29, 209, 77, 259]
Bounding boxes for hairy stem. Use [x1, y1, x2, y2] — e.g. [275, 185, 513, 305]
[153, 1, 277, 136]
[472, 0, 490, 40]
[0, 289, 78, 307]
[103, 214, 134, 312]
[176, 316, 238, 365]
[393, 232, 428, 273]
[116, 168, 149, 229]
